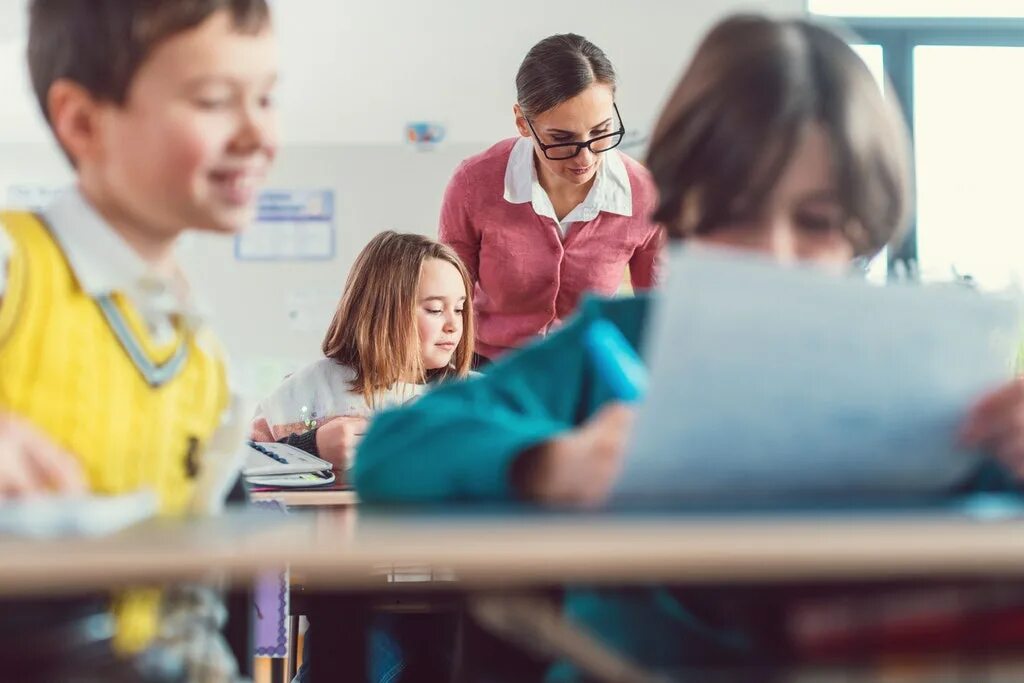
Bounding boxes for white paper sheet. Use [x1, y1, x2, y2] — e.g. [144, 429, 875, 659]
[613, 246, 1023, 504]
[0, 491, 158, 539]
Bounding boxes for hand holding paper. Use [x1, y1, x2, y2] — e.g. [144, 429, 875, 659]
[613, 247, 1024, 504]
[513, 403, 634, 507]
[960, 378, 1024, 479]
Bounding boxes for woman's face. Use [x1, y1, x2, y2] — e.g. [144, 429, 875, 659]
[695, 124, 855, 271]
[516, 83, 617, 188]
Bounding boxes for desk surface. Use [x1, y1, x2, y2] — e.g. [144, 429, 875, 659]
[248, 483, 357, 507]
[290, 506, 1024, 588]
[5, 504, 1024, 595]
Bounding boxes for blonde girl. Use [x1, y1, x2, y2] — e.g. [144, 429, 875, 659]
[250, 230, 474, 469]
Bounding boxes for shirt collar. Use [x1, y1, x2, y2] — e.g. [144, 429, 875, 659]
[41, 187, 208, 325]
[503, 136, 536, 205]
[502, 135, 633, 220]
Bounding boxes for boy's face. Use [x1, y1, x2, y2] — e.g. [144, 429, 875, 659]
[695, 123, 854, 271]
[84, 10, 278, 237]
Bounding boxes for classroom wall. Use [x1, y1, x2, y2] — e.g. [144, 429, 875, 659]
[0, 0, 805, 401]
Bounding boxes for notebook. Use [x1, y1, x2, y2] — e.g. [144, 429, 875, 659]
[242, 441, 333, 477]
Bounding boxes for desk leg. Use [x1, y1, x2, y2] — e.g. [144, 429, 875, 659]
[288, 615, 300, 679]
[269, 657, 287, 683]
[309, 592, 372, 682]
[226, 586, 253, 678]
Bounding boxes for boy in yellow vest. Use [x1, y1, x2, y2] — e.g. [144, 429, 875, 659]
[0, 0, 277, 679]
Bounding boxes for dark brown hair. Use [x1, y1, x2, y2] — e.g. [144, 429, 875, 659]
[647, 15, 911, 257]
[28, 0, 270, 123]
[516, 33, 616, 119]
[322, 231, 475, 408]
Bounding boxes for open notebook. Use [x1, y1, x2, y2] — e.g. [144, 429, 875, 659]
[243, 441, 335, 488]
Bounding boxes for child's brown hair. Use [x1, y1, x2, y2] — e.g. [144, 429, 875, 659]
[322, 231, 475, 407]
[28, 0, 270, 137]
[647, 15, 911, 257]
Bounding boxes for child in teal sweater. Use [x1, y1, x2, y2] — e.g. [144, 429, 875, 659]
[355, 14, 1024, 680]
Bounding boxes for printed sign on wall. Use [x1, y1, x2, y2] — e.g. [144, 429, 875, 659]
[235, 189, 335, 261]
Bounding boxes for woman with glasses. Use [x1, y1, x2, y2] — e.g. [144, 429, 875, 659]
[438, 33, 662, 366]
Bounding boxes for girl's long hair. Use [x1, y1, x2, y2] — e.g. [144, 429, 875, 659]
[321, 231, 475, 407]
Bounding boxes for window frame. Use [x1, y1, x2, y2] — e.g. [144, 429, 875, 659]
[811, 12, 1024, 275]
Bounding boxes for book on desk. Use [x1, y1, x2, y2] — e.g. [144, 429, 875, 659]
[243, 441, 336, 488]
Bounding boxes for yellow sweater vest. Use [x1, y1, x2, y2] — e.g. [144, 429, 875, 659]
[0, 211, 229, 652]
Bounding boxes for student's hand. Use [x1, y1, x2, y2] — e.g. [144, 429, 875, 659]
[961, 378, 1024, 478]
[249, 417, 274, 442]
[511, 403, 635, 507]
[315, 416, 369, 470]
[0, 414, 86, 499]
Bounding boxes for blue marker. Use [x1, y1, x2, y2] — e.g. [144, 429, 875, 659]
[583, 319, 649, 402]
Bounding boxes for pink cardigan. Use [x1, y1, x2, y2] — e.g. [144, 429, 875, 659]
[439, 138, 662, 359]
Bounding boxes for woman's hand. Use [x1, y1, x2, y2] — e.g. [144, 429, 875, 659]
[0, 414, 86, 500]
[315, 416, 370, 470]
[511, 402, 634, 507]
[960, 378, 1024, 478]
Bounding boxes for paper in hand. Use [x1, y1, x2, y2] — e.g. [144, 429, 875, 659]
[0, 490, 158, 539]
[613, 246, 1023, 504]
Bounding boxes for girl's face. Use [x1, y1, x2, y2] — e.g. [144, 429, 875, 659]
[695, 123, 855, 272]
[415, 258, 467, 370]
[516, 83, 617, 189]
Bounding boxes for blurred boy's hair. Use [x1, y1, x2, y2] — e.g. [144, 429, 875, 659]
[647, 15, 911, 258]
[28, 0, 270, 159]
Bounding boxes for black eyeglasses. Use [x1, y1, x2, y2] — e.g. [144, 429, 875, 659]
[525, 103, 625, 161]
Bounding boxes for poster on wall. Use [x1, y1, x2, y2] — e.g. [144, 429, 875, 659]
[235, 188, 335, 261]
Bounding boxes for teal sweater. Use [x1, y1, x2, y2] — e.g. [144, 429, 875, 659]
[355, 294, 649, 502]
[354, 293, 1015, 678]
[353, 295, 768, 677]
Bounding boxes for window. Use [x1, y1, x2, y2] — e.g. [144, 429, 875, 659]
[914, 46, 1024, 289]
[851, 43, 885, 86]
[811, 1, 1024, 18]
[811, 4, 1024, 288]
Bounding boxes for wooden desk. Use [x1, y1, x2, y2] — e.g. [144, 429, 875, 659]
[7, 505, 1024, 594]
[281, 506, 1024, 587]
[7, 503, 1024, 680]
[289, 504, 1024, 682]
[248, 482, 357, 507]
[0, 508, 311, 596]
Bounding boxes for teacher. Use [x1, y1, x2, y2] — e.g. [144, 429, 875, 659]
[439, 33, 662, 364]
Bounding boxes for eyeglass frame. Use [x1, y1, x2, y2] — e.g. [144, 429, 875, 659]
[524, 103, 626, 161]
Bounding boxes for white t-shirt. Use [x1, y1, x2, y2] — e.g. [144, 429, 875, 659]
[253, 357, 428, 438]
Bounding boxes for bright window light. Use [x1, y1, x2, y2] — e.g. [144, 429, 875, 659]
[913, 45, 1024, 290]
[809, 0, 1024, 17]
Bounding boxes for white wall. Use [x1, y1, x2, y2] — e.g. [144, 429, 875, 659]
[271, 0, 802, 144]
[0, 0, 804, 399]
